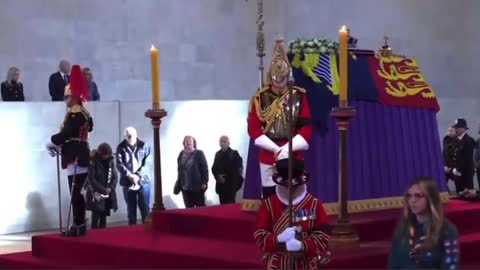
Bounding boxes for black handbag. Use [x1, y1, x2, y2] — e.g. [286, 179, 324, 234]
[235, 175, 245, 192]
[86, 187, 107, 213]
[173, 180, 182, 195]
[94, 196, 106, 213]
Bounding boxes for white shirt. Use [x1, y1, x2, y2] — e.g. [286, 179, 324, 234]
[59, 71, 68, 82]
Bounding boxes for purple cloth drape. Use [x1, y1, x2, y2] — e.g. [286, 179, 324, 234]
[243, 101, 446, 203]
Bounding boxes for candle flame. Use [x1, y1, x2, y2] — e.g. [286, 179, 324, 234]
[340, 25, 347, 32]
[150, 44, 157, 51]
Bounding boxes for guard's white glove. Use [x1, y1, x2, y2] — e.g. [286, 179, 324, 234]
[277, 227, 296, 243]
[254, 135, 281, 154]
[291, 134, 309, 152]
[444, 166, 451, 173]
[277, 135, 309, 160]
[46, 142, 59, 157]
[286, 238, 303, 251]
[453, 168, 462, 176]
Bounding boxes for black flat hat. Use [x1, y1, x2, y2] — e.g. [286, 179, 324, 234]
[272, 158, 309, 187]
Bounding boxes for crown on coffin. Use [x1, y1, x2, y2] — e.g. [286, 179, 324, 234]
[379, 36, 393, 57]
[347, 28, 358, 48]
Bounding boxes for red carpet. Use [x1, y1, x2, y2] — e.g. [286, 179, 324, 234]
[1, 199, 480, 269]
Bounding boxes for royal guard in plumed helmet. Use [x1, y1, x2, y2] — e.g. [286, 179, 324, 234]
[247, 36, 313, 199]
[46, 64, 93, 237]
[254, 158, 331, 270]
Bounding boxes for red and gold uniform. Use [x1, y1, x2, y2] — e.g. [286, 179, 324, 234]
[248, 86, 312, 165]
[247, 37, 312, 198]
[253, 161, 330, 270]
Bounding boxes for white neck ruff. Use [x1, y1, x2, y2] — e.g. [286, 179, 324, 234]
[276, 184, 307, 206]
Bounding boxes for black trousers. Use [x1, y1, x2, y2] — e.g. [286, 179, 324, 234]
[91, 212, 107, 229]
[476, 169, 480, 190]
[454, 176, 466, 193]
[67, 173, 88, 226]
[182, 191, 205, 208]
[454, 172, 474, 193]
[218, 190, 236, 204]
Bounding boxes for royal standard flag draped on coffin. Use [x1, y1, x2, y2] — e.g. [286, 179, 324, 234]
[367, 55, 440, 112]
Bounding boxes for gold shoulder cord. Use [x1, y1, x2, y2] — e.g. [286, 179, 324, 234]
[253, 87, 291, 133]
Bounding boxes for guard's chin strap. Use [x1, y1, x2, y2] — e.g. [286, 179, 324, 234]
[276, 184, 307, 206]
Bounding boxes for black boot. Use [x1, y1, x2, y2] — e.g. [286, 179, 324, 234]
[62, 223, 87, 237]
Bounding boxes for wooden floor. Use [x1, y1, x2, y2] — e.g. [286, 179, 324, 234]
[0, 231, 42, 255]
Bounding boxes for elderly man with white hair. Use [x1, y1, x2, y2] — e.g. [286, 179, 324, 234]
[116, 127, 152, 225]
[48, 59, 71, 101]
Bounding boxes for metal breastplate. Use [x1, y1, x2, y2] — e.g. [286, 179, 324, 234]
[260, 90, 302, 140]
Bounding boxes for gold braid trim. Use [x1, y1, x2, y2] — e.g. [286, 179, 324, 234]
[241, 193, 449, 214]
[252, 86, 306, 134]
[241, 199, 262, 212]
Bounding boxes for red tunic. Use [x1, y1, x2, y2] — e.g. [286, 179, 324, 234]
[247, 86, 312, 165]
[254, 193, 330, 269]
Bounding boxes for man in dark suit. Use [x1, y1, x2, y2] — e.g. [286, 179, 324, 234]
[452, 118, 476, 194]
[49, 59, 71, 101]
[211, 136, 244, 204]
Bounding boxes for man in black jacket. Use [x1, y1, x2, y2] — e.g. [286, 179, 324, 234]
[116, 127, 152, 225]
[46, 64, 93, 237]
[452, 118, 476, 194]
[443, 126, 458, 192]
[48, 59, 71, 101]
[211, 136, 244, 204]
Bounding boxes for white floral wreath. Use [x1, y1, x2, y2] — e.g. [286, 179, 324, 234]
[288, 38, 339, 54]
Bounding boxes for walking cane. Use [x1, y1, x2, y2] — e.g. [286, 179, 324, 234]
[56, 153, 63, 234]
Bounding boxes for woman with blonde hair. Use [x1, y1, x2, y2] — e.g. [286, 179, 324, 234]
[1, 66, 25, 101]
[173, 135, 209, 208]
[388, 177, 459, 269]
[82, 67, 100, 101]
